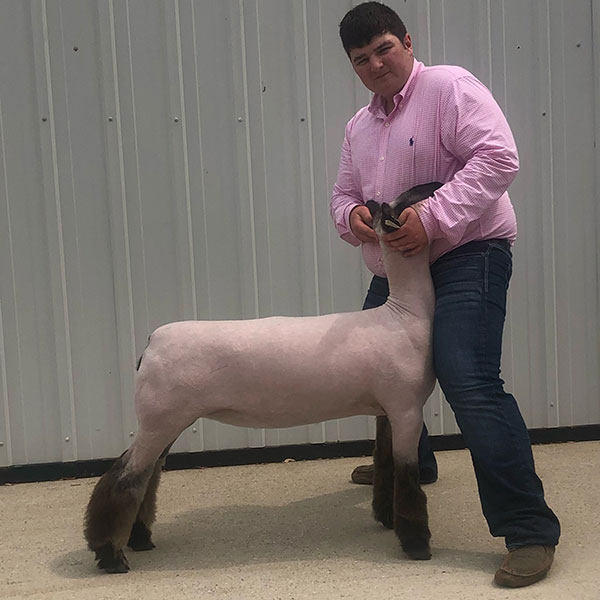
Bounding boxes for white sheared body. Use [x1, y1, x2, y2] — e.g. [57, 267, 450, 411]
[131, 225, 435, 471]
[84, 185, 440, 572]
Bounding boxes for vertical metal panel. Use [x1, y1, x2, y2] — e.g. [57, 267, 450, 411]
[3, 0, 73, 465]
[96, 0, 138, 450]
[548, 0, 599, 427]
[594, 0, 600, 427]
[500, 1, 554, 429]
[0, 0, 597, 466]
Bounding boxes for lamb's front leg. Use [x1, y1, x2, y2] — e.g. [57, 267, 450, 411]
[372, 416, 394, 529]
[386, 410, 431, 560]
[393, 461, 431, 560]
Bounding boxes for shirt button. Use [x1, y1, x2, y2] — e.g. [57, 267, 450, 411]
[376, 191, 381, 196]
[384, 122, 390, 127]
[379, 156, 384, 161]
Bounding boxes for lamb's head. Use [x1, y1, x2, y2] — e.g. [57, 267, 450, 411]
[366, 200, 403, 236]
[366, 182, 444, 236]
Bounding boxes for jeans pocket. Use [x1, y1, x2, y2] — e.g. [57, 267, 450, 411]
[484, 246, 513, 307]
[488, 241, 513, 260]
[432, 254, 486, 300]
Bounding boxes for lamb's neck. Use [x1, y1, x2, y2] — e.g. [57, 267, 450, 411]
[381, 244, 434, 317]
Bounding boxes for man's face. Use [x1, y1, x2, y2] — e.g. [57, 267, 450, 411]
[349, 32, 414, 102]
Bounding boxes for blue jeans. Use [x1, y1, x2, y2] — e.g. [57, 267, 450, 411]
[363, 239, 561, 549]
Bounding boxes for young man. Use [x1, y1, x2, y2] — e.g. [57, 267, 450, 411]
[331, 2, 560, 588]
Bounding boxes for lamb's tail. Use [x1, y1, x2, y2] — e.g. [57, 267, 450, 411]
[136, 335, 152, 371]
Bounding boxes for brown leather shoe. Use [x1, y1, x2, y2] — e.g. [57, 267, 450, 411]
[351, 464, 374, 485]
[351, 463, 438, 485]
[494, 545, 555, 588]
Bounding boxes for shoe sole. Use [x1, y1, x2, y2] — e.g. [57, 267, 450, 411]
[494, 564, 552, 588]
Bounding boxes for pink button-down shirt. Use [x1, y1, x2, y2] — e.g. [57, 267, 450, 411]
[331, 59, 518, 275]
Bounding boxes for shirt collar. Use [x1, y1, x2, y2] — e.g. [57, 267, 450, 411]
[368, 59, 424, 118]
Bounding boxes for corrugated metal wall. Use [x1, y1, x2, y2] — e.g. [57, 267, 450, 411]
[0, 0, 598, 467]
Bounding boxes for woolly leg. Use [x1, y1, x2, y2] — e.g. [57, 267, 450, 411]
[84, 452, 154, 573]
[384, 409, 431, 560]
[393, 461, 431, 560]
[372, 416, 394, 529]
[127, 444, 172, 551]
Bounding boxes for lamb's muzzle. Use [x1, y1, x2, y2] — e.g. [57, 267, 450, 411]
[84, 182, 443, 573]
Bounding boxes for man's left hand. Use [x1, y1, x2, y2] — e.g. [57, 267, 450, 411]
[381, 207, 428, 257]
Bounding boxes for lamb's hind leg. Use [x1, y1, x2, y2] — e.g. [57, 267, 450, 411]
[127, 443, 173, 552]
[389, 412, 431, 560]
[372, 416, 394, 529]
[84, 449, 155, 573]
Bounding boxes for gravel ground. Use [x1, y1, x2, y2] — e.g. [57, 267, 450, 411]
[1, 441, 598, 600]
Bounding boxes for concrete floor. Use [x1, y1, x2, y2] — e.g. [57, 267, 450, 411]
[0, 441, 598, 600]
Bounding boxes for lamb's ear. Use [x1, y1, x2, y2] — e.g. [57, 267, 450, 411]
[393, 181, 443, 218]
[365, 200, 381, 231]
[365, 200, 381, 221]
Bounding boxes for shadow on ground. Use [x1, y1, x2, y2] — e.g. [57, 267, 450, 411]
[50, 485, 499, 579]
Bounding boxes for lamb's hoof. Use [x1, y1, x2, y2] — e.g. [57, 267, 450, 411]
[128, 539, 155, 552]
[372, 494, 394, 530]
[373, 509, 394, 530]
[128, 520, 156, 551]
[402, 540, 432, 561]
[95, 544, 130, 573]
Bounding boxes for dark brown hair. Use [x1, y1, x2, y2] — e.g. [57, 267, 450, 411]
[339, 2, 408, 56]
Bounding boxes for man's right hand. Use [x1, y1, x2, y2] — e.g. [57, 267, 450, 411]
[349, 205, 379, 244]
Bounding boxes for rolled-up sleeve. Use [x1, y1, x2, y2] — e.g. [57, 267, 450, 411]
[330, 122, 362, 247]
[418, 75, 519, 245]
